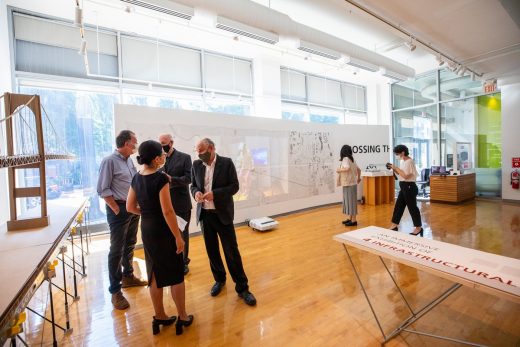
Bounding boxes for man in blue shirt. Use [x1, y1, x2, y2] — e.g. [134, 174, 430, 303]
[97, 130, 146, 310]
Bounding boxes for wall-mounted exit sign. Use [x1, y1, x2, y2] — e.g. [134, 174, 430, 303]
[484, 79, 497, 93]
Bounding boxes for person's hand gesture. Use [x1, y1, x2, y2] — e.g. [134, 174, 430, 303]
[203, 191, 214, 201]
[195, 191, 204, 203]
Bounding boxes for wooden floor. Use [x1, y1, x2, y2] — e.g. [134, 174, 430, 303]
[21, 199, 520, 346]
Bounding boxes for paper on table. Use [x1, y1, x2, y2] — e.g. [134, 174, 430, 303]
[177, 216, 187, 231]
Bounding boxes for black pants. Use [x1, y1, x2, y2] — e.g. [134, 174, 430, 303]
[391, 181, 422, 227]
[106, 202, 140, 294]
[201, 210, 248, 293]
[176, 210, 191, 265]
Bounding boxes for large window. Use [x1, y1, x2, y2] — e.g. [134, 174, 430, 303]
[391, 69, 501, 197]
[440, 93, 502, 196]
[18, 84, 118, 224]
[391, 72, 437, 110]
[280, 67, 367, 124]
[13, 12, 254, 101]
[393, 105, 439, 171]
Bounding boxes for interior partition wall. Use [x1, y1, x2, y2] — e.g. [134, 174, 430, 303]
[392, 69, 502, 197]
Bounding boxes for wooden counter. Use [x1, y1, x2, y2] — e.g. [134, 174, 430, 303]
[362, 172, 395, 206]
[430, 173, 475, 203]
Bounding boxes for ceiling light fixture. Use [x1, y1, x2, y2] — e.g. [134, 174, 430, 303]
[436, 54, 445, 66]
[404, 37, 416, 52]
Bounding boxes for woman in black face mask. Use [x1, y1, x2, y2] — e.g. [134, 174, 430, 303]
[126, 140, 194, 335]
[387, 144, 424, 236]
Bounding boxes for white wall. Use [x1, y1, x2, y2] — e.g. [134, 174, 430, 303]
[115, 104, 390, 229]
[501, 83, 520, 201]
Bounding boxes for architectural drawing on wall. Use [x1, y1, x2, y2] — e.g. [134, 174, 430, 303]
[288, 131, 335, 198]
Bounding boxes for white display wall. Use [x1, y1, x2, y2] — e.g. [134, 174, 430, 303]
[115, 104, 390, 231]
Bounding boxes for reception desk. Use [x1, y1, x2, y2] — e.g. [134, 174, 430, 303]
[430, 173, 476, 203]
[361, 171, 395, 206]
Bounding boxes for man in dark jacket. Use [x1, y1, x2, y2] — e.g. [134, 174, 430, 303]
[191, 138, 256, 306]
[159, 134, 192, 274]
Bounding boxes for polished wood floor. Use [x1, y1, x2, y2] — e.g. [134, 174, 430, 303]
[21, 199, 520, 346]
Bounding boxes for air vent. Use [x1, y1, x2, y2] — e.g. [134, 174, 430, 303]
[216, 16, 279, 45]
[121, 0, 193, 20]
[380, 68, 407, 82]
[298, 40, 341, 60]
[345, 57, 379, 72]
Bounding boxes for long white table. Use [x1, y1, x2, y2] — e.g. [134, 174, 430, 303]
[334, 226, 520, 346]
[0, 198, 88, 346]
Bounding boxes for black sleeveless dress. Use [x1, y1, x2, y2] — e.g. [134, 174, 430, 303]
[131, 171, 184, 287]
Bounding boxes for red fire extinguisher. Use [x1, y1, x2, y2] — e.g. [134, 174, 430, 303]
[512, 170, 520, 190]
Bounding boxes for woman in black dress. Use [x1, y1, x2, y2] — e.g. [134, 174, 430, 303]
[126, 140, 194, 335]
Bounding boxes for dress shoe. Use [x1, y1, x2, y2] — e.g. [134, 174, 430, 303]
[111, 291, 129, 310]
[184, 265, 190, 275]
[210, 282, 225, 297]
[342, 219, 351, 225]
[122, 275, 147, 288]
[345, 221, 358, 226]
[410, 228, 424, 237]
[238, 290, 257, 306]
[175, 315, 194, 335]
[152, 316, 176, 335]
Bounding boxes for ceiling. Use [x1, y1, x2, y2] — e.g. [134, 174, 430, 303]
[251, 0, 520, 84]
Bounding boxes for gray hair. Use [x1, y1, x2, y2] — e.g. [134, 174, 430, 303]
[159, 133, 173, 142]
[201, 138, 215, 148]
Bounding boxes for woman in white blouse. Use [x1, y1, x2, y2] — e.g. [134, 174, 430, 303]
[337, 145, 361, 226]
[387, 145, 423, 236]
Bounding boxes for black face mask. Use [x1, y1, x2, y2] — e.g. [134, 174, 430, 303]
[162, 144, 171, 153]
[198, 151, 211, 164]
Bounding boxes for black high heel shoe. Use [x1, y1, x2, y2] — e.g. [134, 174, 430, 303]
[391, 226, 398, 231]
[409, 228, 424, 237]
[175, 315, 194, 335]
[152, 316, 176, 335]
